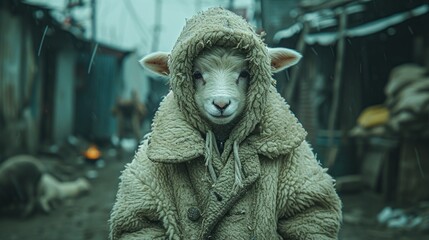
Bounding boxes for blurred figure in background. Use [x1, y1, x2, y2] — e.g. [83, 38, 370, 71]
[112, 90, 147, 145]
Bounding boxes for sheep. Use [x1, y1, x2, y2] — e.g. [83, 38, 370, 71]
[0, 155, 90, 217]
[110, 7, 341, 239]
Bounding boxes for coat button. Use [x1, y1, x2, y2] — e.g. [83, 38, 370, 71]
[187, 207, 201, 221]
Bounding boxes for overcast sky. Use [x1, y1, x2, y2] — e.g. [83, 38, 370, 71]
[95, 0, 255, 54]
[25, 0, 254, 54]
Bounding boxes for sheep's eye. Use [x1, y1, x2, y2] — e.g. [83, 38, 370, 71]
[239, 70, 250, 79]
[192, 71, 203, 80]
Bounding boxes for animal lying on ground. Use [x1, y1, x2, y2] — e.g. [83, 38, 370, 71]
[0, 155, 90, 217]
[109, 7, 342, 239]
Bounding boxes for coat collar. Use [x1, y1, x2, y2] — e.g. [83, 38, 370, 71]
[146, 88, 307, 163]
[146, 92, 205, 163]
[247, 87, 307, 159]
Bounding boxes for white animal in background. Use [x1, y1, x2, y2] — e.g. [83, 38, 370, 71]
[37, 172, 90, 213]
[0, 155, 90, 217]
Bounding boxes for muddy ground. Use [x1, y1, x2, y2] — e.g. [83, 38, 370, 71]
[0, 146, 428, 240]
[0, 145, 131, 240]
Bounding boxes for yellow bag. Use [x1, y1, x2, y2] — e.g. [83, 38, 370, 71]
[357, 105, 390, 128]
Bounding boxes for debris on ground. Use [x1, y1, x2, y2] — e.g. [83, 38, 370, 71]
[377, 204, 429, 232]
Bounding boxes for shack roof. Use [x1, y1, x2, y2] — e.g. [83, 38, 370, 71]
[273, 1, 429, 45]
[4, 0, 132, 56]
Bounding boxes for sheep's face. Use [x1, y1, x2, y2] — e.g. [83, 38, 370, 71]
[192, 48, 249, 125]
[140, 46, 301, 125]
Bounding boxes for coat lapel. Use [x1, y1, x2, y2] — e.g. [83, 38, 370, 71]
[147, 92, 205, 163]
[199, 142, 260, 238]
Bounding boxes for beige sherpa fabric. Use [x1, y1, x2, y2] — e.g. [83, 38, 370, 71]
[109, 7, 342, 240]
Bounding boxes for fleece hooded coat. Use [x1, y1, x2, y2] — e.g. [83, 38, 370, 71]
[109, 8, 342, 240]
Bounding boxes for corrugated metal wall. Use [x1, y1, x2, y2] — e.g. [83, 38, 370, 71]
[74, 53, 120, 141]
[0, 8, 40, 158]
[0, 9, 24, 127]
[52, 48, 77, 143]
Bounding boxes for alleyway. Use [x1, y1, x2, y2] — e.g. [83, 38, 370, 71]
[1, 0, 428, 239]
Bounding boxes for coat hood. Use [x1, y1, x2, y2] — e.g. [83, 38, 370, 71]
[147, 8, 307, 190]
[169, 7, 273, 144]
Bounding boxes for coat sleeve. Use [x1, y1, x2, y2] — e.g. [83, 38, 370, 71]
[109, 142, 169, 240]
[277, 141, 342, 240]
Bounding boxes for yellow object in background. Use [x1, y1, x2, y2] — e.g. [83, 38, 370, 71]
[357, 105, 390, 128]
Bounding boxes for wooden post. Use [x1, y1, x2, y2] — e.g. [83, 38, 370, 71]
[326, 9, 347, 167]
[283, 22, 310, 103]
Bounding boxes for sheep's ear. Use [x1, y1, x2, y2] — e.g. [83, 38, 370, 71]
[268, 48, 302, 73]
[139, 52, 170, 76]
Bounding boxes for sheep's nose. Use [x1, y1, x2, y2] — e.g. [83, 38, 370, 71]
[213, 99, 231, 111]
